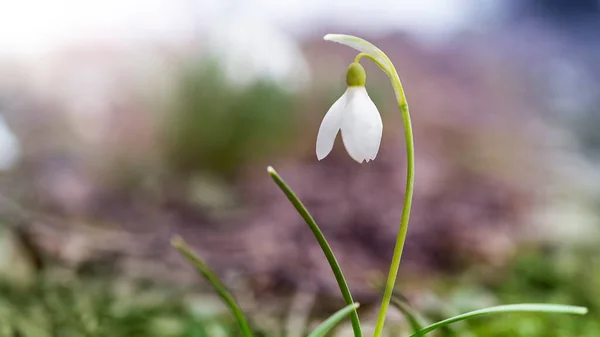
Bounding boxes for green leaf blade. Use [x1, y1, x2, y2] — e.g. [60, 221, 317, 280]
[390, 295, 424, 337]
[409, 303, 588, 337]
[307, 303, 360, 337]
[171, 236, 254, 337]
[267, 166, 362, 337]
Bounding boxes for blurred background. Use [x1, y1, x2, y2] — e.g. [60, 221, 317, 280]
[0, 0, 599, 336]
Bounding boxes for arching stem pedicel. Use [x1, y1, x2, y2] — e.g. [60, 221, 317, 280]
[353, 51, 415, 337]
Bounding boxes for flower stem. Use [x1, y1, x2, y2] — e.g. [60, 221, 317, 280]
[357, 53, 415, 337]
[374, 103, 414, 337]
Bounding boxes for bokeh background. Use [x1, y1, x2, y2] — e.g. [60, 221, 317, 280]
[0, 0, 599, 336]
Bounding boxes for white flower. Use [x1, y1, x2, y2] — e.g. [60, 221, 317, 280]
[316, 85, 383, 163]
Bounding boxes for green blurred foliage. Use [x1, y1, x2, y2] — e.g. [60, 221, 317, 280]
[0, 248, 595, 337]
[433, 246, 598, 337]
[163, 60, 297, 178]
[0, 274, 244, 337]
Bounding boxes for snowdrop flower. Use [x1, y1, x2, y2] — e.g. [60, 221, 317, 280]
[316, 62, 382, 163]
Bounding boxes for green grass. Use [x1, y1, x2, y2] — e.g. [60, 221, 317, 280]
[0, 245, 593, 337]
[430, 246, 598, 336]
[0, 273, 239, 337]
[163, 60, 297, 178]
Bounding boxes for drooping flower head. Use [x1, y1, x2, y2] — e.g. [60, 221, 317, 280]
[316, 62, 383, 163]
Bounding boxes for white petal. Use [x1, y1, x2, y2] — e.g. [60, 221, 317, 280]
[340, 87, 383, 163]
[316, 90, 347, 160]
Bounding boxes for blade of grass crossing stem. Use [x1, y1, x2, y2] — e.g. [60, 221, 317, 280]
[307, 303, 360, 337]
[409, 304, 588, 337]
[390, 295, 424, 337]
[267, 166, 362, 337]
[171, 236, 254, 337]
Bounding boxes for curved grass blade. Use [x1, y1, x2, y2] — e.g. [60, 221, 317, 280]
[267, 166, 362, 337]
[409, 303, 588, 337]
[390, 295, 424, 337]
[307, 303, 360, 337]
[171, 236, 254, 337]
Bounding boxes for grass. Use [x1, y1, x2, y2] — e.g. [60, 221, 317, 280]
[0, 244, 594, 337]
[0, 272, 233, 337]
[430, 245, 599, 336]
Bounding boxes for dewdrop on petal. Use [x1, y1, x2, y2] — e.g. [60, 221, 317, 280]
[316, 62, 383, 163]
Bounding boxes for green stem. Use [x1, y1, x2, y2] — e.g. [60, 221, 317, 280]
[356, 53, 415, 337]
[267, 167, 363, 337]
[171, 236, 254, 337]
